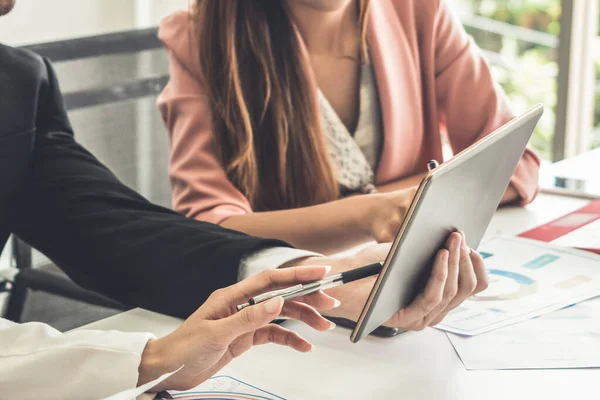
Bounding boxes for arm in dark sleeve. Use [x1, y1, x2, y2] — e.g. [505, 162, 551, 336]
[13, 58, 291, 319]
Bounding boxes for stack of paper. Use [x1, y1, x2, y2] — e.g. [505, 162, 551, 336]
[437, 235, 600, 370]
[447, 297, 600, 370]
[437, 236, 600, 336]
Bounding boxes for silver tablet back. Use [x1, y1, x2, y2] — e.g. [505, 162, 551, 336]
[351, 105, 543, 342]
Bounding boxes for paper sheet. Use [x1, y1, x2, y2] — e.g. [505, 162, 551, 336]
[519, 199, 600, 253]
[436, 236, 600, 336]
[551, 218, 600, 249]
[168, 370, 285, 400]
[447, 296, 600, 370]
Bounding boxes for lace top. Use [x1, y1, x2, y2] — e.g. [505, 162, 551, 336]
[318, 62, 384, 194]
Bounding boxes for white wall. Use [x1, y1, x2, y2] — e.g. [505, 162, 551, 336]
[0, 0, 189, 46]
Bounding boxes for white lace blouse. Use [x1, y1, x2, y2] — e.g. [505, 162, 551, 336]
[318, 62, 384, 194]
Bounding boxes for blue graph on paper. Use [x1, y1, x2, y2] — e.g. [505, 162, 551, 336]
[169, 375, 286, 400]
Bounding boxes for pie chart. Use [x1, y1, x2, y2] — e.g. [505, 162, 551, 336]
[471, 269, 538, 301]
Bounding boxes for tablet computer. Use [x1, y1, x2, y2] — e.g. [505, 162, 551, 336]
[350, 104, 544, 343]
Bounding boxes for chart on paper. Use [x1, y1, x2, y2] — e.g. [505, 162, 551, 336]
[169, 374, 286, 400]
[437, 236, 600, 335]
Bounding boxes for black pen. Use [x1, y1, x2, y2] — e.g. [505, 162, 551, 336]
[236, 262, 384, 311]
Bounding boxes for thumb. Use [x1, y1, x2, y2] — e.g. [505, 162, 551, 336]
[218, 296, 284, 340]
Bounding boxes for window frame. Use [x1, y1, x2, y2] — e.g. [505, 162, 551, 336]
[554, 0, 599, 161]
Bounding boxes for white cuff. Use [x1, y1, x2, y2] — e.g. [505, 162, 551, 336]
[104, 367, 182, 400]
[238, 247, 324, 281]
[0, 319, 156, 400]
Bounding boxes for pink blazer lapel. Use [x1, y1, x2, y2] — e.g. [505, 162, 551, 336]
[368, 0, 423, 183]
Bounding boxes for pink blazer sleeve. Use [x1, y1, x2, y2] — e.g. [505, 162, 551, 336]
[157, 18, 252, 224]
[432, 1, 540, 204]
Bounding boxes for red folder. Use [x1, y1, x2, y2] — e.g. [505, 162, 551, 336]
[519, 200, 600, 254]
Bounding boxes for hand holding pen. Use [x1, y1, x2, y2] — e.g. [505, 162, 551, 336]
[143, 265, 340, 392]
[236, 262, 383, 311]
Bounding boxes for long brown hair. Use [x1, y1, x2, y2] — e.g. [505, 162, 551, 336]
[194, 0, 371, 211]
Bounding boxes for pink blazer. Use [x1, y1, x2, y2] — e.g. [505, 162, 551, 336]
[157, 0, 540, 225]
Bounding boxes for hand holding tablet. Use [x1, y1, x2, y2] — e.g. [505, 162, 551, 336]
[352, 105, 543, 342]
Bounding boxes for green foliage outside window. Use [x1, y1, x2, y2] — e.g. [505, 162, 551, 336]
[455, 0, 600, 159]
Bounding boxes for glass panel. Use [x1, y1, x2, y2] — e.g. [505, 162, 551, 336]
[453, 0, 561, 160]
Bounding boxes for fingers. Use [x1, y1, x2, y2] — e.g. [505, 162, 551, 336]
[215, 291, 339, 342]
[389, 230, 488, 330]
[456, 231, 477, 299]
[216, 296, 285, 340]
[293, 290, 339, 310]
[253, 324, 313, 353]
[391, 248, 449, 329]
[280, 301, 336, 332]
[470, 250, 489, 295]
[431, 232, 475, 322]
[428, 232, 484, 327]
[422, 232, 461, 326]
[218, 266, 331, 305]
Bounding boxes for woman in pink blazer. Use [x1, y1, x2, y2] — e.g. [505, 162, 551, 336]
[157, 0, 540, 256]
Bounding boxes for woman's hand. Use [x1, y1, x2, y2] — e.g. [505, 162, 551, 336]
[296, 231, 488, 330]
[384, 231, 488, 328]
[138, 266, 338, 392]
[363, 187, 418, 243]
[500, 184, 520, 205]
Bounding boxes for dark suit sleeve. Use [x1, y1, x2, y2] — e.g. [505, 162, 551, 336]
[13, 58, 292, 319]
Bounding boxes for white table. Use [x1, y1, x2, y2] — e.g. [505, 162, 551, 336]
[82, 194, 598, 400]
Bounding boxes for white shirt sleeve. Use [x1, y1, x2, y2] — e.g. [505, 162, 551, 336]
[0, 249, 323, 399]
[238, 247, 324, 280]
[0, 317, 160, 400]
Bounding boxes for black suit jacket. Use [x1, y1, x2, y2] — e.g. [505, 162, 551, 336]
[0, 43, 291, 319]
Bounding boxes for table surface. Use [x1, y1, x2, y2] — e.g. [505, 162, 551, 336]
[82, 194, 598, 400]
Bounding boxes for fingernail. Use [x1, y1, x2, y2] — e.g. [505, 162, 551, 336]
[453, 236, 461, 249]
[324, 265, 332, 274]
[264, 296, 284, 314]
[333, 299, 341, 308]
[328, 321, 337, 330]
[309, 344, 316, 352]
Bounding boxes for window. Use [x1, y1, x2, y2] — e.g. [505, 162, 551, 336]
[594, 21, 600, 150]
[453, 0, 600, 161]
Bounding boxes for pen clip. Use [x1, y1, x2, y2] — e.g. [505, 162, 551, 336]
[251, 284, 304, 304]
[270, 284, 305, 297]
